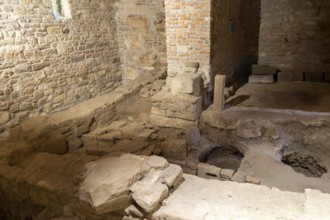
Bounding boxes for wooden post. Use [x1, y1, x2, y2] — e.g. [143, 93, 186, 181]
[214, 75, 225, 111]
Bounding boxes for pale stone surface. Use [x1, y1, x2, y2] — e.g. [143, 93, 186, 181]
[80, 154, 149, 214]
[132, 182, 169, 213]
[152, 174, 327, 220]
[163, 164, 183, 188]
[147, 155, 168, 170]
[169, 74, 202, 96]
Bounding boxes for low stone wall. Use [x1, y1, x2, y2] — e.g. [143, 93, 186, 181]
[0, 0, 121, 131]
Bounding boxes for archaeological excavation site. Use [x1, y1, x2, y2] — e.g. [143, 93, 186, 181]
[1, 0, 330, 219]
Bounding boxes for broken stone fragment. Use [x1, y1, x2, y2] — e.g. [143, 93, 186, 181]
[220, 169, 235, 180]
[125, 205, 144, 218]
[131, 182, 169, 213]
[163, 164, 183, 188]
[147, 155, 169, 169]
[79, 154, 150, 215]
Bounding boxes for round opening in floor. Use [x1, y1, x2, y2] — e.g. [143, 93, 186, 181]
[201, 146, 244, 171]
[282, 152, 327, 178]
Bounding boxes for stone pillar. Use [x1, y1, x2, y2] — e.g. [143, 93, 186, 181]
[150, 0, 212, 129]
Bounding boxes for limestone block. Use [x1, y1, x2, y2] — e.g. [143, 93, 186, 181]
[131, 182, 169, 213]
[249, 75, 274, 84]
[80, 154, 149, 215]
[147, 155, 168, 170]
[161, 139, 187, 160]
[197, 163, 221, 180]
[220, 169, 235, 180]
[304, 72, 323, 82]
[278, 71, 303, 82]
[169, 74, 202, 96]
[252, 65, 277, 75]
[163, 164, 183, 188]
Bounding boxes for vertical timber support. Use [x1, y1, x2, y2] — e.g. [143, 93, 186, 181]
[214, 75, 225, 111]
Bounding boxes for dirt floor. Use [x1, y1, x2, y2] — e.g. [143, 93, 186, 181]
[226, 82, 330, 112]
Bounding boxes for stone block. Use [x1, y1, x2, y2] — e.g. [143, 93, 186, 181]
[197, 163, 221, 180]
[245, 176, 261, 185]
[220, 169, 235, 180]
[80, 154, 149, 214]
[129, 17, 148, 30]
[147, 155, 168, 170]
[325, 72, 330, 82]
[131, 182, 169, 213]
[278, 71, 303, 82]
[304, 72, 323, 82]
[163, 164, 183, 188]
[252, 65, 277, 75]
[248, 75, 274, 84]
[170, 74, 202, 96]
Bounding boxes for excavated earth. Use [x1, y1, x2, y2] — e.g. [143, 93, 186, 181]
[1, 77, 330, 219]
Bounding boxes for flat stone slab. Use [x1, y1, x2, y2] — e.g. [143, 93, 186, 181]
[152, 174, 330, 220]
[79, 154, 150, 215]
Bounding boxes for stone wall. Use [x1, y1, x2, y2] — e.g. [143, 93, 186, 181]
[116, 0, 167, 81]
[259, 0, 330, 74]
[0, 0, 121, 130]
[165, 0, 211, 75]
[211, 0, 261, 85]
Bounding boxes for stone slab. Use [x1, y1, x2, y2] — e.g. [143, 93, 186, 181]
[249, 75, 274, 84]
[278, 71, 304, 82]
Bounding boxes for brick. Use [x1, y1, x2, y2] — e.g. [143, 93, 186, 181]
[197, 163, 221, 180]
